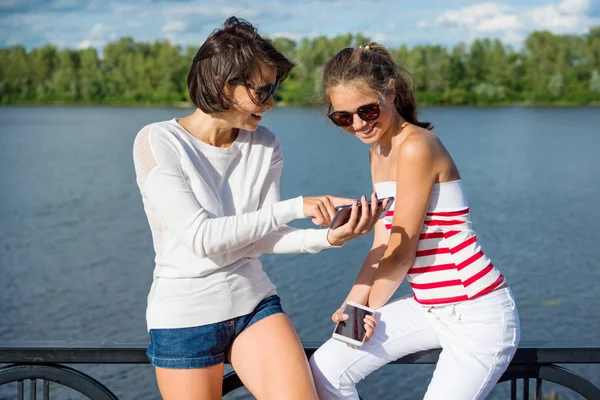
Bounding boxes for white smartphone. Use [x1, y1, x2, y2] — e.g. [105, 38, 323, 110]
[332, 301, 376, 347]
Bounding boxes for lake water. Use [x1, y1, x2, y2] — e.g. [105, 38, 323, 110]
[1, 105, 599, 399]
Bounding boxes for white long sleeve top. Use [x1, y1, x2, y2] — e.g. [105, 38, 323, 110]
[133, 119, 334, 330]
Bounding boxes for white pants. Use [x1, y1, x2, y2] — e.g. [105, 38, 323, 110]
[310, 287, 520, 400]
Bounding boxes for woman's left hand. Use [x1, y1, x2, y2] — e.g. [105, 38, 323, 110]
[326, 192, 388, 246]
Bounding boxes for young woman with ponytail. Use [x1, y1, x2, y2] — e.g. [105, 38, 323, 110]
[309, 43, 520, 400]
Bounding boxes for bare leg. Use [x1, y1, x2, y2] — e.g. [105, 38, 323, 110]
[155, 363, 224, 400]
[228, 313, 318, 400]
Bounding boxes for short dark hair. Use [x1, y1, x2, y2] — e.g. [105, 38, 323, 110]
[187, 16, 295, 114]
[322, 43, 432, 130]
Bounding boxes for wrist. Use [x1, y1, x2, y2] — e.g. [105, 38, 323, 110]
[326, 230, 344, 247]
[347, 286, 371, 306]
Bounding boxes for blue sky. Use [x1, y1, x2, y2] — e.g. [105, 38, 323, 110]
[1, 0, 599, 50]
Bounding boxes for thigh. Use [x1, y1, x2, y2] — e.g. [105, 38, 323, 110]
[155, 364, 224, 400]
[228, 312, 317, 400]
[311, 296, 440, 388]
[424, 338, 517, 400]
[425, 289, 520, 400]
[147, 321, 234, 399]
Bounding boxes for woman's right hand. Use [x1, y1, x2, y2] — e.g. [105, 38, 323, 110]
[303, 195, 354, 227]
[326, 193, 388, 247]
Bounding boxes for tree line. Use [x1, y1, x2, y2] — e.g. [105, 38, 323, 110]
[1, 27, 599, 106]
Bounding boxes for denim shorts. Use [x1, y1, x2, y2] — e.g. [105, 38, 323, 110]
[146, 295, 284, 369]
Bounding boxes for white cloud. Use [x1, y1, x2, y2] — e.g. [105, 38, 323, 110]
[157, 3, 305, 46]
[89, 23, 114, 41]
[371, 32, 386, 42]
[503, 30, 525, 45]
[434, 3, 511, 31]
[2, 0, 598, 51]
[269, 32, 300, 40]
[74, 23, 118, 49]
[558, 0, 590, 15]
[77, 39, 92, 49]
[421, 0, 596, 45]
[162, 21, 188, 34]
[476, 14, 523, 33]
[528, 2, 591, 33]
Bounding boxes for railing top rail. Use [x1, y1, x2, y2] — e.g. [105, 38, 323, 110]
[1, 341, 599, 365]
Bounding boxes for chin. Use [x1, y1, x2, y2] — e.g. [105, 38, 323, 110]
[359, 137, 378, 145]
[242, 121, 260, 132]
[358, 131, 382, 145]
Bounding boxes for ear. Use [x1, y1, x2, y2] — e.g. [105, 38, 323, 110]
[385, 79, 396, 103]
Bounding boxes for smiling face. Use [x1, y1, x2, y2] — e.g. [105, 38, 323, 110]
[327, 83, 397, 145]
[222, 63, 278, 131]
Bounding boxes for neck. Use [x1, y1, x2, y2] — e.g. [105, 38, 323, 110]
[374, 112, 407, 156]
[178, 109, 239, 148]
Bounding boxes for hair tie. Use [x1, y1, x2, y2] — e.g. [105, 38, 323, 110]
[364, 45, 371, 50]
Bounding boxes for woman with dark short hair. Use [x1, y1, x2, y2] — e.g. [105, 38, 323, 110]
[132, 17, 386, 400]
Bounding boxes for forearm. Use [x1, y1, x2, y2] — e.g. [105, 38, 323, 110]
[342, 244, 387, 306]
[368, 255, 413, 309]
[253, 226, 335, 254]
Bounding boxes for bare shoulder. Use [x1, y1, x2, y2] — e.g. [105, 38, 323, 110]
[396, 126, 440, 163]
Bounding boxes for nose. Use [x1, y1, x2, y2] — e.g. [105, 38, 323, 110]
[352, 114, 367, 131]
[264, 94, 275, 109]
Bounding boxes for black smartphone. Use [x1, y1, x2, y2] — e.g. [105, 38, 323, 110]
[329, 196, 394, 230]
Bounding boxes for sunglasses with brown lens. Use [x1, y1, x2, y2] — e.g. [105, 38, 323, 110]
[327, 100, 381, 127]
[229, 78, 280, 105]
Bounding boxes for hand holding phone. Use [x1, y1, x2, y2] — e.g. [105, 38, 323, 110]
[329, 196, 394, 230]
[332, 302, 377, 348]
[302, 195, 355, 227]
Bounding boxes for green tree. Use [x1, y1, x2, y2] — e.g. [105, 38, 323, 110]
[79, 48, 104, 101]
[548, 73, 565, 98]
[466, 39, 491, 89]
[2, 46, 32, 101]
[52, 49, 80, 101]
[2, 26, 599, 106]
[590, 70, 600, 93]
[29, 44, 58, 100]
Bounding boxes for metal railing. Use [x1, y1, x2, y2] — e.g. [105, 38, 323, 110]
[1, 341, 599, 399]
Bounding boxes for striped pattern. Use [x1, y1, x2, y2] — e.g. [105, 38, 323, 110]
[376, 182, 505, 306]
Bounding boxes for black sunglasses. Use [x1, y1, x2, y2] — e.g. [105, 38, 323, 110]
[230, 78, 280, 104]
[327, 100, 382, 127]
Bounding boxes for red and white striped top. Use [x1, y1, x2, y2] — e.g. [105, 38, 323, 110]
[375, 180, 505, 306]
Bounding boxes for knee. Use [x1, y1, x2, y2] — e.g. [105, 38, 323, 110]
[309, 347, 357, 391]
[309, 349, 335, 387]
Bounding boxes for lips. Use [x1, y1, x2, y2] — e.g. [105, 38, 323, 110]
[355, 124, 375, 137]
[251, 112, 263, 121]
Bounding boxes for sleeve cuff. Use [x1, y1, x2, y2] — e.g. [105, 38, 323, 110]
[303, 228, 342, 253]
[271, 196, 305, 225]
